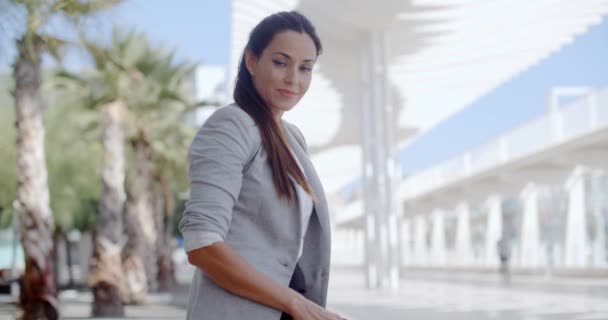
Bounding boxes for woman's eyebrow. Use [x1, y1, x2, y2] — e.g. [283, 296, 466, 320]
[272, 51, 315, 63]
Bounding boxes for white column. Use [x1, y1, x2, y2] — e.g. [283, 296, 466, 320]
[553, 244, 563, 268]
[521, 183, 541, 268]
[401, 219, 412, 266]
[455, 203, 472, 266]
[431, 210, 447, 266]
[414, 215, 429, 266]
[333, 228, 345, 266]
[348, 229, 357, 265]
[342, 229, 352, 266]
[370, 29, 388, 289]
[565, 168, 589, 268]
[590, 171, 606, 268]
[485, 195, 503, 267]
[361, 29, 400, 290]
[356, 229, 365, 266]
[349, 228, 360, 266]
[592, 207, 606, 268]
[346, 229, 354, 265]
[377, 30, 401, 291]
[361, 28, 379, 288]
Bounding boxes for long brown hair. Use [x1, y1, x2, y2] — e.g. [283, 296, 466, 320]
[233, 11, 322, 202]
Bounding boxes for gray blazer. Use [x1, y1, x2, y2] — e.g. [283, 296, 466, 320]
[179, 104, 331, 320]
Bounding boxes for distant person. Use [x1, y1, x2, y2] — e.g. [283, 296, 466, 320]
[497, 238, 511, 283]
[179, 11, 345, 320]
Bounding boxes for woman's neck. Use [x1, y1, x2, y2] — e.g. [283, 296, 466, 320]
[273, 110, 284, 120]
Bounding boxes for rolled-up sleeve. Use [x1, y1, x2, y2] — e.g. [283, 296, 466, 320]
[179, 106, 259, 252]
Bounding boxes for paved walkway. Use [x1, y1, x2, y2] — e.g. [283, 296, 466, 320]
[0, 291, 186, 320]
[328, 269, 608, 320]
[2, 267, 608, 319]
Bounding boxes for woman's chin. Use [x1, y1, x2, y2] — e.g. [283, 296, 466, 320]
[271, 103, 297, 115]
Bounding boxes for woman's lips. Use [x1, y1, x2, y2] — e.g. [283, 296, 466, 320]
[277, 89, 297, 97]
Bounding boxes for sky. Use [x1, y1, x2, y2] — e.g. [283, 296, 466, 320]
[110, 0, 231, 65]
[0, 0, 231, 69]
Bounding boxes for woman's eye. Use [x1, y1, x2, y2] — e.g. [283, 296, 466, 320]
[300, 66, 313, 72]
[273, 60, 287, 67]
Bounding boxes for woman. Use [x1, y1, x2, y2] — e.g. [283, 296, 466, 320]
[179, 11, 345, 320]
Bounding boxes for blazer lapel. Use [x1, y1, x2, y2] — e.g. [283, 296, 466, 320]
[282, 125, 330, 233]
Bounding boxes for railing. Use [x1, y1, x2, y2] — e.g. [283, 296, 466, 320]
[400, 85, 608, 200]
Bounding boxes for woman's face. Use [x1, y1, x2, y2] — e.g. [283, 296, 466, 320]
[246, 30, 317, 118]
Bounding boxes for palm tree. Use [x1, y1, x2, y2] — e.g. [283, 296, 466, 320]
[45, 84, 102, 290]
[133, 76, 198, 293]
[149, 113, 195, 291]
[5, 1, 122, 318]
[55, 28, 149, 316]
[55, 28, 199, 309]
[124, 46, 197, 294]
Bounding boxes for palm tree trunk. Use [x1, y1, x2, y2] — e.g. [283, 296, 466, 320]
[156, 172, 176, 291]
[123, 132, 157, 302]
[89, 100, 127, 317]
[137, 135, 158, 292]
[13, 37, 59, 320]
[122, 184, 148, 304]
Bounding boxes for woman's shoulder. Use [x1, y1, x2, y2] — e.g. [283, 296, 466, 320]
[189, 104, 262, 157]
[208, 103, 256, 127]
[204, 103, 259, 136]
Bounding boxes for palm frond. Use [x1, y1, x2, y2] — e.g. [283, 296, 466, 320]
[55, 69, 86, 83]
[51, 0, 124, 17]
[40, 32, 69, 62]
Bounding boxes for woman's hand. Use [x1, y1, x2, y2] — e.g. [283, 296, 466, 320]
[287, 295, 346, 320]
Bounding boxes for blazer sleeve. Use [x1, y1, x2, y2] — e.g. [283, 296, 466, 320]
[179, 105, 260, 252]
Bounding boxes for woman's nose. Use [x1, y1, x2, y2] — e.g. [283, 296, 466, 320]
[284, 67, 297, 84]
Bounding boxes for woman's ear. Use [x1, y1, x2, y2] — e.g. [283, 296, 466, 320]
[245, 49, 257, 77]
